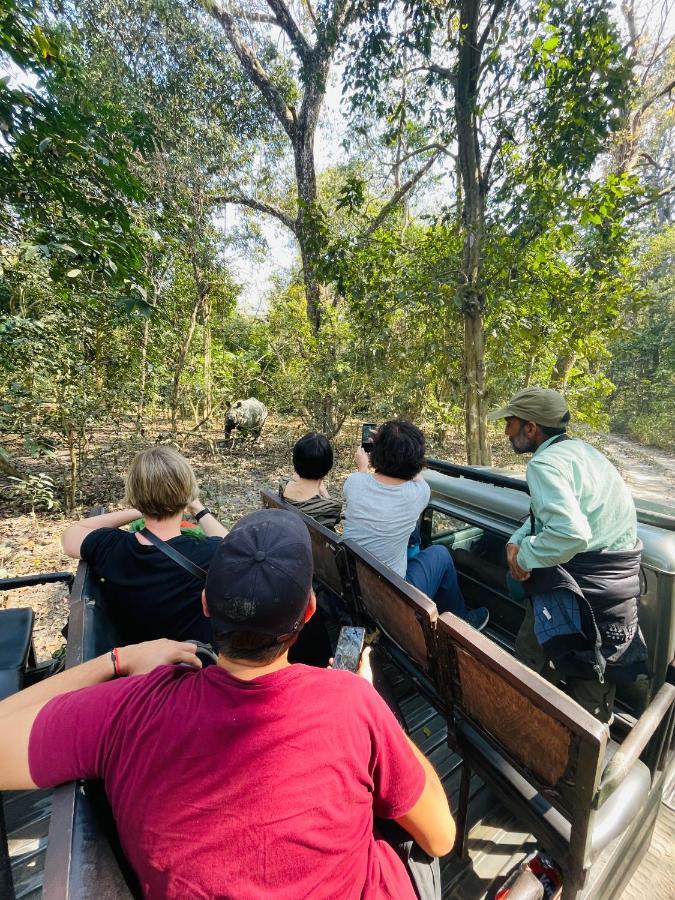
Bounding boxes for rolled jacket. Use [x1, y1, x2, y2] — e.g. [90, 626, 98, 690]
[524, 541, 649, 684]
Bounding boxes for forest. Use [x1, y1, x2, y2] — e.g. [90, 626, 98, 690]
[0, 0, 673, 516]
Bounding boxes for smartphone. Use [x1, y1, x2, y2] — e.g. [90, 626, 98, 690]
[332, 626, 366, 672]
[361, 423, 377, 453]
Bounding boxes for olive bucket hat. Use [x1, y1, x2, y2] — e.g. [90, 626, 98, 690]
[487, 387, 570, 428]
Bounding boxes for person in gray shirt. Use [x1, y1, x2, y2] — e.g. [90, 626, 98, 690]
[343, 421, 489, 630]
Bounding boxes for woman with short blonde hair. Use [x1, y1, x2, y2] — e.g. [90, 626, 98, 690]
[62, 446, 227, 645]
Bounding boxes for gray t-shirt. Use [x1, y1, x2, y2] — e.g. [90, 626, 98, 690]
[342, 472, 430, 577]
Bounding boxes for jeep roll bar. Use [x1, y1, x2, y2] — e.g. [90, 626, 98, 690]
[425, 458, 530, 494]
[425, 458, 675, 531]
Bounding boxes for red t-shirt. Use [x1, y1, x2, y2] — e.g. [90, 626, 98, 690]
[29, 663, 425, 899]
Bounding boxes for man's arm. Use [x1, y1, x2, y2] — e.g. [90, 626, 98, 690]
[356, 648, 454, 857]
[187, 499, 228, 538]
[61, 508, 142, 558]
[0, 640, 200, 790]
[509, 520, 530, 548]
[516, 460, 592, 571]
[394, 737, 455, 857]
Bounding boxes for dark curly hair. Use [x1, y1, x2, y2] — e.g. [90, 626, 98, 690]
[370, 420, 426, 480]
[293, 432, 334, 480]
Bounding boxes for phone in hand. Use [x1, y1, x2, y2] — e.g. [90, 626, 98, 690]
[361, 423, 377, 453]
[332, 626, 366, 672]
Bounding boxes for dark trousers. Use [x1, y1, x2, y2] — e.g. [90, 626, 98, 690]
[515, 594, 616, 723]
[406, 546, 466, 616]
[375, 818, 442, 900]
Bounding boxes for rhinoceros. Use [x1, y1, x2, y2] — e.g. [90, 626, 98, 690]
[224, 398, 268, 444]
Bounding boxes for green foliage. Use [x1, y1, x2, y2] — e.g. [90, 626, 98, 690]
[608, 226, 675, 449]
[0, 3, 152, 294]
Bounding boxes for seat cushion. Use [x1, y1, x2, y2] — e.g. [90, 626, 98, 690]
[0, 607, 35, 698]
[457, 720, 651, 862]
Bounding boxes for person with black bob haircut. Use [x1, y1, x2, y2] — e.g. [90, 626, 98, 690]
[343, 420, 489, 630]
[280, 432, 342, 529]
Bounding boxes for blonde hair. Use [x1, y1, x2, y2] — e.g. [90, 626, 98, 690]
[125, 446, 198, 520]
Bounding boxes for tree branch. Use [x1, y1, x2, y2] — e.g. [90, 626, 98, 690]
[315, 0, 359, 63]
[635, 183, 675, 210]
[477, 0, 510, 56]
[208, 2, 297, 138]
[230, 8, 278, 24]
[210, 194, 297, 232]
[264, 0, 312, 63]
[639, 77, 675, 114]
[361, 150, 441, 238]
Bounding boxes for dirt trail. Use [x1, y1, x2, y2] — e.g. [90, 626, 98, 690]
[594, 433, 675, 505]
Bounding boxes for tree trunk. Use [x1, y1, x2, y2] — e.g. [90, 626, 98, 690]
[294, 115, 322, 332]
[549, 353, 576, 390]
[455, 0, 491, 465]
[137, 318, 150, 429]
[203, 292, 212, 420]
[67, 425, 77, 513]
[170, 294, 202, 431]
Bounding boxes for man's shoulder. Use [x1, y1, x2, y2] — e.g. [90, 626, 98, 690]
[293, 665, 380, 703]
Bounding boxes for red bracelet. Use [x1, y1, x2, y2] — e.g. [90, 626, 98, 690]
[110, 647, 122, 678]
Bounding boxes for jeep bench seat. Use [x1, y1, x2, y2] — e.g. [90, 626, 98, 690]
[457, 723, 651, 861]
[0, 608, 35, 702]
[434, 612, 675, 898]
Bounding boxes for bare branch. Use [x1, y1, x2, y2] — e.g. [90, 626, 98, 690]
[389, 142, 455, 168]
[208, 2, 297, 138]
[640, 77, 675, 114]
[210, 194, 297, 232]
[230, 8, 278, 24]
[477, 0, 510, 56]
[482, 133, 506, 190]
[361, 150, 442, 238]
[263, 0, 312, 63]
[635, 183, 675, 209]
[301, 0, 318, 28]
[315, 0, 360, 63]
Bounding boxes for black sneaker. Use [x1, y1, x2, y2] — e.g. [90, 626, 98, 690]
[464, 607, 489, 632]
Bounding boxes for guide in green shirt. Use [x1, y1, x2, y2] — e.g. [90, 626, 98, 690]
[488, 387, 645, 724]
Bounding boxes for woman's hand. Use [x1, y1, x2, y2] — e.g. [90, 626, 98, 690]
[117, 640, 202, 676]
[354, 447, 370, 472]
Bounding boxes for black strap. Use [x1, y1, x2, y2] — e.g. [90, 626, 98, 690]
[140, 528, 207, 581]
[529, 433, 571, 536]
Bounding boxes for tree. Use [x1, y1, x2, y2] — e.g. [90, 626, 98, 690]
[0, 1, 152, 296]
[204, 0, 445, 333]
[346, 0, 633, 462]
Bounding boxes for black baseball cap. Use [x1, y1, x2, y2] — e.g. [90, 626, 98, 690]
[205, 508, 313, 640]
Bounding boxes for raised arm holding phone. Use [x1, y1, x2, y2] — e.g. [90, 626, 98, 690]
[344, 420, 489, 631]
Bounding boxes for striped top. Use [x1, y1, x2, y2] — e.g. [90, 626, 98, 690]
[279, 478, 343, 530]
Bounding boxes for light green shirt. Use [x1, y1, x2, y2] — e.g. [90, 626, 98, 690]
[510, 436, 637, 571]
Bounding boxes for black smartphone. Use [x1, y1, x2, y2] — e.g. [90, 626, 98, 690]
[361, 423, 377, 453]
[332, 626, 366, 672]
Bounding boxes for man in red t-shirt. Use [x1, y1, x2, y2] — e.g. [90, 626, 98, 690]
[0, 509, 454, 899]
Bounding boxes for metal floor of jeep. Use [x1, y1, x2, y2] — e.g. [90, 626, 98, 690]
[5, 660, 674, 899]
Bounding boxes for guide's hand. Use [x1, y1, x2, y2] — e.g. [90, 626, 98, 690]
[355, 447, 369, 472]
[506, 543, 530, 582]
[117, 640, 202, 676]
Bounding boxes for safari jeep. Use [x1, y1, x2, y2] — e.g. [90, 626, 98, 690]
[1, 463, 674, 899]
